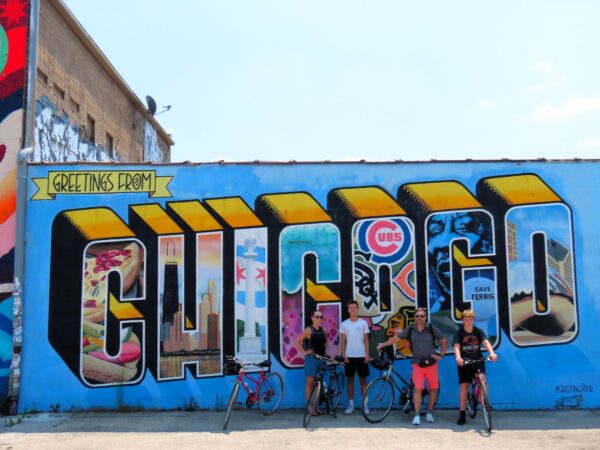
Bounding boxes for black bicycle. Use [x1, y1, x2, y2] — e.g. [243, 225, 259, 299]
[303, 354, 345, 428]
[464, 356, 494, 432]
[361, 352, 440, 423]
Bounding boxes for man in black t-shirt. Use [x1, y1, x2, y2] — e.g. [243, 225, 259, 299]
[453, 309, 498, 425]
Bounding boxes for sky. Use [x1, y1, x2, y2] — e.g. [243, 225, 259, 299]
[62, 1, 600, 163]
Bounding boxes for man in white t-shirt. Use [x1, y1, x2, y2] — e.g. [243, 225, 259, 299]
[340, 300, 370, 414]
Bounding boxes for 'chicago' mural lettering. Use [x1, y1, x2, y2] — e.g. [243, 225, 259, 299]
[48, 173, 578, 387]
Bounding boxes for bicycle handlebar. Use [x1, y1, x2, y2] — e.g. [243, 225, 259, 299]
[462, 356, 494, 365]
[224, 355, 267, 368]
[376, 348, 412, 361]
[307, 354, 345, 365]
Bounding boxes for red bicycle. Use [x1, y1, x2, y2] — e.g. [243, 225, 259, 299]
[222, 355, 284, 430]
[464, 356, 494, 432]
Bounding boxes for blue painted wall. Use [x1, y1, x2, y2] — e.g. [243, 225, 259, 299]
[17, 161, 600, 412]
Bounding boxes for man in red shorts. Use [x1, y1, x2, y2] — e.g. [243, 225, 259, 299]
[377, 307, 447, 426]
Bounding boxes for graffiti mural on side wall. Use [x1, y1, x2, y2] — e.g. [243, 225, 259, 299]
[0, 0, 30, 398]
[19, 163, 597, 412]
[33, 96, 115, 162]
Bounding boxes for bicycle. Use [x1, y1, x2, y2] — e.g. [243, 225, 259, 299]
[222, 356, 284, 430]
[302, 354, 345, 428]
[463, 356, 493, 432]
[361, 351, 440, 423]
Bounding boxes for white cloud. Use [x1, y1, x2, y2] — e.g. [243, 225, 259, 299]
[532, 60, 556, 75]
[576, 137, 600, 149]
[470, 97, 494, 112]
[529, 97, 600, 121]
[526, 60, 566, 92]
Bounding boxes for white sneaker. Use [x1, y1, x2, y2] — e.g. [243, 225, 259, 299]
[344, 405, 355, 415]
[363, 406, 370, 415]
[425, 412, 434, 423]
[412, 414, 421, 426]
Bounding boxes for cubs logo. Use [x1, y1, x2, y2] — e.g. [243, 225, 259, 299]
[357, 218, 412, 264]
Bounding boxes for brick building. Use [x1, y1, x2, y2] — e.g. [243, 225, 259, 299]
[33, 0, 173, 162]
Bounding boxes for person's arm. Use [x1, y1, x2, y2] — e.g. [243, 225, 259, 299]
[341, 326, 348, 362]
[432, 326, 447, 359]
[482, 339, 498, 362]
[295, 328, 312, 356]
[363, 327, 370, 363]
[437, 336, 448, 358]
[376, 329, 402, 352]
[454, 343, 464, 366]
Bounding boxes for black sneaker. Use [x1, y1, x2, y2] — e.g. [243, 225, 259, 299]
[457, 415, 466, 425]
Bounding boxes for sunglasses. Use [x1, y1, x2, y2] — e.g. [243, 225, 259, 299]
[415, 315, 426, 318]
[314, 315, 324, 319]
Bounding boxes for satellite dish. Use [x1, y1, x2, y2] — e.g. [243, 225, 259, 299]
[145, 95, 157, 116]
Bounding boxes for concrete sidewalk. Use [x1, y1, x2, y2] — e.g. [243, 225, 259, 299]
[0, 409, 599, 449]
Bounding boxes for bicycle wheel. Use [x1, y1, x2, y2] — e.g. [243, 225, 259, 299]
[257, 372, 284, 416]
[362, 377, 394, 423]
[479, 381, 492, 432]
[409, 381, 440, 414]
[330, 370, 345, 412]
[467, 384, 477, 418]
[223, 382, 240, 430]
[303, 381, 321, 428]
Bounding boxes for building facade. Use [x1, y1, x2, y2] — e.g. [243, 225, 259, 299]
[33, 0, 173, 163]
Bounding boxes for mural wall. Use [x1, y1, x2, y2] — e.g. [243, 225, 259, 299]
[18, 162, 599, 412]
[0, 0, 29, 399]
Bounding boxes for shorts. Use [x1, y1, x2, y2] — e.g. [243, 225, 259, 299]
[304, 354, 326, 377]
[345, 357, 370, 378]
[457, 361, 485, 384]
[412, 363, 439, 390]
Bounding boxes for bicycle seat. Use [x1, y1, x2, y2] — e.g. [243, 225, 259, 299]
[334, 355, 345, 363]
[257, 360, 271, 368]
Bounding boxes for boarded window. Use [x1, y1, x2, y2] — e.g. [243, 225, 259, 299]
[69, 97, 80, 113]
[106, 132, 114, 157]
[86, 115, 95, 143]
[53, 83, 65, 100]
[37, 68, 48, 85]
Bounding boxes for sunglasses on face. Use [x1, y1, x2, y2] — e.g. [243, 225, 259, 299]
[415, 315, 426, 318]
[314, 315, 324, 319]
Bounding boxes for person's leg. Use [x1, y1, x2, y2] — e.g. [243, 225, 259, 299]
[359, 376, 367, 396]
[347, 376, 355, 401]
[413, 388, 422, 413]
[305, 376, 315, 401]
[456, 365, 472, 425]
[412, 365, 425, 425]
[457, 382, 468, 425]
[459, 383, 468, 410]
[425, 365, 439, 412]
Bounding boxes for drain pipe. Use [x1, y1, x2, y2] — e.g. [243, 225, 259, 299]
[7, 147, 33, 415]
[7, 0, 40, 416]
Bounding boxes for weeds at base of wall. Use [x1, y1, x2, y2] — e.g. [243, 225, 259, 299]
[179, 397, 206, 411]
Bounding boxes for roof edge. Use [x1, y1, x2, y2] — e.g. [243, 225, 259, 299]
[49, 0, 175, 146]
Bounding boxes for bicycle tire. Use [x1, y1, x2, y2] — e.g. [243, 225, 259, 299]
[223, 382, 240, 430]
[479, 381, 492, 432]
[257, 372, 284, 416]
[409, 381, 440, 414]
[330, 370, 345, 412]
[303, 381, 321, 428]
[362, 377, 394, 423]
[467, 388, 477, 418]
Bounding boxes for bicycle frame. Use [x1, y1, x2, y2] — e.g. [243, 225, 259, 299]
[374, 364, 408, 393]
[303, 354, 345, 427]
[471, 372, 484, 399]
